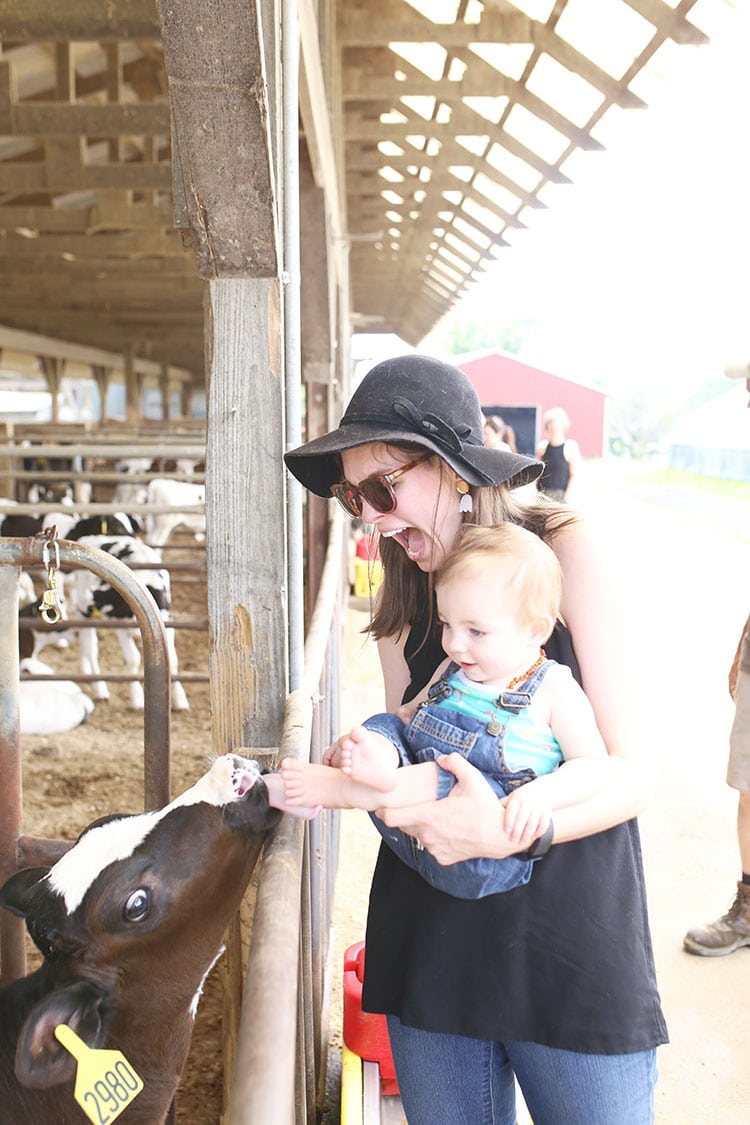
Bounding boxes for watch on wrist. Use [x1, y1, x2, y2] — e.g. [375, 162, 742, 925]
[522, 819, 554, 861]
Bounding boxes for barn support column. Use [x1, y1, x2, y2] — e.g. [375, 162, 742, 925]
[300, 152, 337, 619]
[91, 364, 109, 422]
[123, 345, 140, 425]
[40, 355, 63, 424]
[204, 278, 286, 1109]
[205, 277, 287, 754]
[159, 362, 170, 420]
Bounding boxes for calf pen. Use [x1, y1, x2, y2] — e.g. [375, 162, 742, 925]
[0, 517, 344, 1123]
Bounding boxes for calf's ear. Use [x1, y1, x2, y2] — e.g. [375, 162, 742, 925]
[15, 980, 109, 1088]
[0, 866, 51, 917]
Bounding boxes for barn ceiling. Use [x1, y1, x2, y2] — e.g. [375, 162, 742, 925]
[0, 0, 715, 388]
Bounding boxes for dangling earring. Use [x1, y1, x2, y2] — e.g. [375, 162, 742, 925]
[456, 479, 473, 513]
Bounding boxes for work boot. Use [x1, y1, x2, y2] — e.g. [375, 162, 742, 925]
[683, 882, 750, 956]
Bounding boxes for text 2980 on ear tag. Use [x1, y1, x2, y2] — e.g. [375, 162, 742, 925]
[54, 1024, 143, 1123]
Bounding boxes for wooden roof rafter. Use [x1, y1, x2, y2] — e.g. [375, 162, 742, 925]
[342, 0, 710, 342]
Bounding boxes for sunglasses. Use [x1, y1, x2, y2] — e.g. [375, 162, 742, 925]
[331, 457, 428, 518]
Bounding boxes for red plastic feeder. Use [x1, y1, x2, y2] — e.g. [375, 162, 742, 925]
[343, 941, 399, 1096]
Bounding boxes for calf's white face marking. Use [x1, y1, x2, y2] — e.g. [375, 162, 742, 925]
[47, 755, 261, 913]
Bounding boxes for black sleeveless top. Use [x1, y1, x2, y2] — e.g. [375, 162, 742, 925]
[538, 442, 570, 494]
[361, 610, 668, 1053]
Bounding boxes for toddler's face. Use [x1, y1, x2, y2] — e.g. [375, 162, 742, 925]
[436, 566, 537, 685]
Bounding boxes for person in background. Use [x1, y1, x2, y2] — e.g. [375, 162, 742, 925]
[284, 353, 666, 1125]
[483, 413, 515, 452]
[535, 406, 581, 502]
[684, 363, 750, 956]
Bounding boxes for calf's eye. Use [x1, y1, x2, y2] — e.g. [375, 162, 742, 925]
[123, 888, 151, 922]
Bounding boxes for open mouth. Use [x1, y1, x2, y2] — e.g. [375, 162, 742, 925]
[229, 756, 261, 798]
[381, 527, 423, 560]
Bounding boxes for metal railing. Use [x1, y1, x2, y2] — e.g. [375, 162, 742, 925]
[229, 512, 345, 1123]
[0, 535, 172, 982]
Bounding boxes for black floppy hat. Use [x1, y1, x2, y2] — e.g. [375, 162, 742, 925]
[285, 354, 543, 498]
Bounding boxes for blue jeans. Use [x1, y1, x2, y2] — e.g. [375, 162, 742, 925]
[387, 1017, 657, 1125]
[363, 711, 534, 898]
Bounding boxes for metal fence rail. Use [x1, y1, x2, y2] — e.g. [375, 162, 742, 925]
[230, 512, 345, 1123]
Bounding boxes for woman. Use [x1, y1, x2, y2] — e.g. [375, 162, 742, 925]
[535, 406, 581, 502]
[285, 355, 667, 1125]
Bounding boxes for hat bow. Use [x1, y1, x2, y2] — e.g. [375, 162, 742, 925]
[392, 396, 472, 456]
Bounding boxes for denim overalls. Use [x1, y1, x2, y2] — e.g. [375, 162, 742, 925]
[363, 658, 562, 899]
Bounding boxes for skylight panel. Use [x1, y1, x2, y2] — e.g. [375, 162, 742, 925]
[461, 196, 504, 234]
[403, 0, 461, 22]
[507, 0, 556, 19]
[452, 215, 491, 249]
[456, 134, 490, 156]
[444, 231, 481, 262]
[504, 103, 570, 163]
[399, 96, 437, 120]
[461, 96, 510, 124]
[486, 142, 542, 192]
[554, 0, 654, 79]
[472, 173, 522, 215]
[389, 43, 447, 81]
[526, 54, 604, 128]
[468, 43, 534, 81]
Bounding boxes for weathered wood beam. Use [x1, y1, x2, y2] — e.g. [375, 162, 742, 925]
[0, 0, 161, 40]
[338, 9, 531, 47]
[156, 0, 279, 279]
[0, 230, 188, 258]
[622, 0, 709, 45]
[0, 324, 194, 380]
[346, 143, 546, 211]
[5, 257, 196, 278]
[0, 161, 173, 191]
[340, 10, 644, 110]
[344, 113, 573, 184]
[6, 102, 171, 135]
[343, 63, 604, 152]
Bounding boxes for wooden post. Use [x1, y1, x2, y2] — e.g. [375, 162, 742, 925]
[204, 278, 286, 1109]
[40, 355, 63, 423]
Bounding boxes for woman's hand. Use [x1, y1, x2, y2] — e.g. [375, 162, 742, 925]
[376, 753, 522, 864]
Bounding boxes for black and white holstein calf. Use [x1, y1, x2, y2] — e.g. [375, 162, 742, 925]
[0, 754, 280, 1124]
[66, 515, 189, 711]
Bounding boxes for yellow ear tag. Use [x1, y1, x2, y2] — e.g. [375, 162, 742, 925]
[54, 1024, 143, 1123]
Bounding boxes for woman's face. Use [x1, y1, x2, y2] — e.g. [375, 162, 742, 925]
[341, 443, 463, 572]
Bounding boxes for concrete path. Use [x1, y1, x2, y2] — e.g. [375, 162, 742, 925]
[325, 462, 750, 1124]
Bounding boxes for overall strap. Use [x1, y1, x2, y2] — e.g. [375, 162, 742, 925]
[495, 659, 555, 714]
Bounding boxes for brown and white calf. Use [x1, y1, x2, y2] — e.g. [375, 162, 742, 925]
[0, 754, 280, 1124]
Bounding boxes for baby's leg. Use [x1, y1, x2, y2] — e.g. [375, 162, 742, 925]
[340, 725, 401, 792]
[280, 756, 401, 812]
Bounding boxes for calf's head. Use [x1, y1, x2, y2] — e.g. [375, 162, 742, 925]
[0, 754, 281, 1094]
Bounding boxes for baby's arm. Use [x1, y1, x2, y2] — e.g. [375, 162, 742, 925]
[502, 667, 609, 844]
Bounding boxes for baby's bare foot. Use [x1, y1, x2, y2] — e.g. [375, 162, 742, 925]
[340, 726, 400, 793]
[280, 757, 350, 809]
[263, 770, 321, 820]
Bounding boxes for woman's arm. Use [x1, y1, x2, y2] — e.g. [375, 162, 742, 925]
[549, 515, 656, 837]
[377, 632, 412, 712]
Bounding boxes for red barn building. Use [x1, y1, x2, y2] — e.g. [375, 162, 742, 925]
[456, 352, 608, 459]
